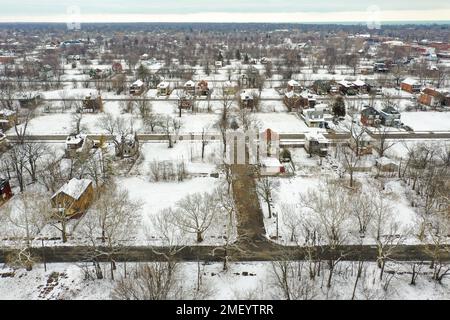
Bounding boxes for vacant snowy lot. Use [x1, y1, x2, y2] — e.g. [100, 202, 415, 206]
[401, 112, 450, 132]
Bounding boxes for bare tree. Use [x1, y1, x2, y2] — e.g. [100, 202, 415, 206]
[112, 262, 183, 300]
[299, 180, 351, 288]
[97, 113, 134, 158]
[271, 258, 317, 300]
[373, 127, 396, 158]
[80, 183, 142, 280]
[256, 176, 280, 219]
[370, 190, 405, 280]
[4, 191, 50, 270]
[350, 188, 374, 237]
[160, 116, 181, 149]
[171, 192, 218, 243]
[216, 85, 235, 156]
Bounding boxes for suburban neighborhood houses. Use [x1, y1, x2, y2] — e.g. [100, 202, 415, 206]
[0, 14, 449, 303]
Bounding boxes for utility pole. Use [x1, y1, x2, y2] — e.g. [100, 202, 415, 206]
[41, 239, 46, 272]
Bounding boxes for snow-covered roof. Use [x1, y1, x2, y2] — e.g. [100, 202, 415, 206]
[376, 157, 399, 166]
[338, 80, 353, 88]
[402, 78, 418, 86]
[52, 178, 92, 201]
[314, 103, 328, 112]
[305, 132, 329, 143]
[131, 80, 144, 87]
[260, 157, 282, 168]
[240, 91, 253, 100]
[66, 134, 85, 145]
[0, 108, 16, 117]
[288, 80, 300, 87]
[353, 79, 366, 87]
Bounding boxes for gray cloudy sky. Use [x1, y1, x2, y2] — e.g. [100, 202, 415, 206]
[1, 0, 449, 22]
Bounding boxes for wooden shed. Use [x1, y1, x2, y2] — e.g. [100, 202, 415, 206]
[51, 178, 94, 219]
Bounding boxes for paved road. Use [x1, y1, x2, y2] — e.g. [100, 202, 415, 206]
[231, 164, 267, 244]
[1, 244, 449, 264]
[7, 131, 450, 144]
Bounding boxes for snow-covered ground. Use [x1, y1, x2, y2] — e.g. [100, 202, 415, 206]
[1, 261, 448, 300]
[401, 112, 450, 132]
[261, 150, 420, 246]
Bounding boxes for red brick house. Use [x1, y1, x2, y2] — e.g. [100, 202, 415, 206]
[401, 78, 421, 93]
[361, 107, 381, 127]
[419, 88, 445, 107]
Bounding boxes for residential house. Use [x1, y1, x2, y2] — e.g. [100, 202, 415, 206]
[350, 131, 374, 156]
[302, 104, 332, 128]
[419, 88, 445, 107]
[129, 80, 145, 96]
[283, 91, 307, 111]
[196, 80, 210, 96]
[260, 157, 285, 176]
[304, 132, 329, 157]
[51, 178, 94, 219]
[178, 94, 194, 110]
[18, 92, 41, 108]
[401, 78, 421, 93]
[380, 106, 401, 127]
[360, 106, 381, 127]
[0, 179, 13, 204]
[81, 93, 103, 113]
[240, 91, 255, 110]
[117, 133, 139, 158]
[111, 62, 123, 73]
[376, 157, 399, 174]
[65, 134, 94, 158]
[184, 80, 196, 95]
[338, 80, 357, 95]
[287, 79, 301, 93]
[157, 81, 170, 96]
[260, 57, 271, 64]
[374, 62, 389, 73]
[352, 79, 370, 94]
[0, 108, 16, 131]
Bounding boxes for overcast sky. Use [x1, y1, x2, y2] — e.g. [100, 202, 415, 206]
[1, 0, 449, 23]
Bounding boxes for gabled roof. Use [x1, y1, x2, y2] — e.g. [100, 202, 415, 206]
[52, 178, 92, 201]
[66, 134, 85, 145]
[131, 79, 144, 87]
[338, 80, 353, 88]
[288, 79, 300, 87]
[361, 106, 380, 116]
[353, 79, 366, 87]
[402, 78, 418, 86]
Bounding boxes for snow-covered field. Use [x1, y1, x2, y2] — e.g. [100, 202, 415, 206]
[401, 112, 450, 132]
[261, 151, 420, 246]
[1, 261, 448, 300]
